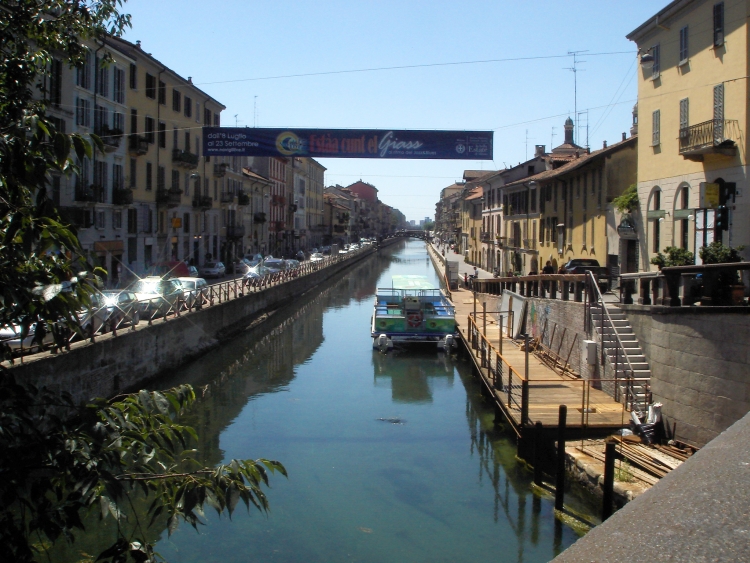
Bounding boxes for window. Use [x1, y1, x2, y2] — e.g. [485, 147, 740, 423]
[114, 67, 125, 103]
[214, 113, 220, 127]
[157, 166, 166, 190]
[172, 89, 181, 112]
[76, 50, 91, 89]
[113, 210, 122, 230]
[172, 127, 178, 149]
[49, 59, 62, 106]
[158, 122, 166, 148]
[145, 117, 155, 144]
[679, 98, 689, 131]
[94, 161, 107, 190]
[129, 63, 137, 89]
[583, 214, 587, 247]
[145, 73, 156, 98]
[127, 209, 138, 233]
[204, 107, 212, 126]
[184, 131, 190, 152]
[184, 173, 191, 197]
[195, 102, 200, 123]
[95, 210, 106, 229]
[129, 158, 136, 188]
[94, 104, 107, 135]
[130, 108, 138, 134]
[183, 213, 190, 234]
[113, 164, 123, 191]
[714, 2, 725, 47]
[95, 59, 109, 97]
[172, 169, 180, 190]
[76, 98, 91, 127]
[530, 186, 537, 213]
[113, 112, 124, 133]
[679, 26, 689, 64]
[158, 81, 166, 105]
[651, 44, 660, 80]
[146, 162, 153, 191]
[652, 109, 660, 146]
[184, 96, 192, 118]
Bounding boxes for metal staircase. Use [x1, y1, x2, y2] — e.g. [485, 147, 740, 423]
[585, 273, 652, 416]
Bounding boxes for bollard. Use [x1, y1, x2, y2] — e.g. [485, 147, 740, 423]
[482, 302, 487, 337]
[602, 440, 616, 521]
[555, 404, 567, 512]
[524, 333, 530, 380]
[534, 421, 544, 487]
[473, 290, 477, 323]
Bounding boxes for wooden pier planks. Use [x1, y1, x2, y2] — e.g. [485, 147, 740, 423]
[450, 286, 627, 432]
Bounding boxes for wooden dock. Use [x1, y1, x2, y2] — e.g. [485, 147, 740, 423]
[448, 283, 628, 439]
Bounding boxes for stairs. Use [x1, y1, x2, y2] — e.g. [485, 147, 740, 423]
[591, 303, 652, 416]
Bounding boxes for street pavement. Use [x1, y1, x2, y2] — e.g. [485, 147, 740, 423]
[431, 242, 493, 280]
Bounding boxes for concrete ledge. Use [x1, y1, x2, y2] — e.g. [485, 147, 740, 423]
[553, 409, 750, 562]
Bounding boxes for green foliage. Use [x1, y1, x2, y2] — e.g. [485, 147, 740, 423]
[698, 241, 745, 264]
[0, 378, 286, 563]
[422, 220, 435, 231]
[612, 184, 640, 213]
[0, 2, 286, 562]
[615, 460, 635, 483]
[651, 246, 695, 268]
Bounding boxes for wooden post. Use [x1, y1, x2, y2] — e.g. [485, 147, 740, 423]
[521, 379, 529, 426]
[482, 301, 487, 337]
[562, 280, 569, 301]
[534, 421, 544, 487]
[524, 333, 530, 379]
[499, 315, 503, 355]
[602, 440, 616, 521]
[555, 405, 567, 512]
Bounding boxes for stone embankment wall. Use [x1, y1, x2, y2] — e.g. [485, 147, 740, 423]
[8, 245, 386, 404]
[620, 304, 750, 448]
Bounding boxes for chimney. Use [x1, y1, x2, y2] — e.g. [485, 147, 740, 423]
[188, 77, 193, 84]
[586, 147, 591, 154]
[535, 144, 546, 157]
[603, 140, 608, 149]
[622, 132, 627, 141]
[575, 150, 580, 158]
[136, 40, 142, 49]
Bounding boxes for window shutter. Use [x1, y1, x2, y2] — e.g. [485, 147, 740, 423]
[713, 83, 724, 142]
[714, 2, 724, 46]
[652, 110, 660, 146]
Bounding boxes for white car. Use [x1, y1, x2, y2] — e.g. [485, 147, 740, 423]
[200, 261, 226, 278]
[176, 277, 208, 308]
[309, 253, 324, 262]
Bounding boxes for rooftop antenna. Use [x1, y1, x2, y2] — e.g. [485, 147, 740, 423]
[577, 110, 590, 150]
[551, 126, 557, 149]
[525, 129, 534, 161]
[234, 114, 239, 127]
[565, 50, 588, 144]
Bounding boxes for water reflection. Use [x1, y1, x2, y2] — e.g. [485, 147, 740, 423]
[372, 350, 454, 403]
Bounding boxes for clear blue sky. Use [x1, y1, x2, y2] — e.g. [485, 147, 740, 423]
[122, 0, 659, 222]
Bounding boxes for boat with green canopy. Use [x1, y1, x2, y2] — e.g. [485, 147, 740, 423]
[371, 275, 457, 351]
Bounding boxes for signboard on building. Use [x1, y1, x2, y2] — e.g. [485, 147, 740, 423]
[699, 182, 721, 208]
[202, 128, 493, 160]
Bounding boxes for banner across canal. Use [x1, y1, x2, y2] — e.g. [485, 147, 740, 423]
[202, 127, 493, 160]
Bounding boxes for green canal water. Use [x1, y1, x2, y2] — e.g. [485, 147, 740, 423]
[108, 240, 596, 562]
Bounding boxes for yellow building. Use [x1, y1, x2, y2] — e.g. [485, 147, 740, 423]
[502, 136, 637, 275]
[108, 36, 225, 272]
[627, 0, 749, 270]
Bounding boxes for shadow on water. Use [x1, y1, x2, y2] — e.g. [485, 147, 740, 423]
[52, 240, 598, 563]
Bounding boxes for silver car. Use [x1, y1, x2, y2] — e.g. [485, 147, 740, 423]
[176, 277, 209, 308]
[200, 261, 226, 278]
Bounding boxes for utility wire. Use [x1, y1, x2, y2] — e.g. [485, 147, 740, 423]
[194, 51, 635, 86]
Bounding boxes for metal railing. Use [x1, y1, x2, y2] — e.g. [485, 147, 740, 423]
[678, 119, 731, 153]
[5, 246, 373, 360]
[584, 271, 646, 415]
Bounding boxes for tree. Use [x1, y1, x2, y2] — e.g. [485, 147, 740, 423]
[612, 184, 639, 214]
[0, 2, 285, 561]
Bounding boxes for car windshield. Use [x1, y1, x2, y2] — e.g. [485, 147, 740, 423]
[132, 280, 162, 294]
[204, 262, 218, 268]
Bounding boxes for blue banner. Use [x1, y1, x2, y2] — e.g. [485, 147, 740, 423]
[202, 128, 493, 160]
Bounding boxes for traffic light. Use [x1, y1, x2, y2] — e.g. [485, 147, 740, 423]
[716, 205, 729, 231]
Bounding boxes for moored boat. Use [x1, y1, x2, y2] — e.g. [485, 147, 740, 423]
[371, 275, 457, 352]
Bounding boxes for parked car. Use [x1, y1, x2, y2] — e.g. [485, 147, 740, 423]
[295, 250, 306, 261]
[233, 259, 255, 276]
[147, 261, 191, 279]
[200, 261, 226, 278]
[244, 265, 272, 280]
[130, 277, 184, 317]
[176, 277, 209, 308]
[263, 258, 287, 273]
[561, 259, 610, 289]
[100, 289, 141, 330]
[309, 252, 324, 262]
[244, 253, 264, 267]
[187, 265, 199, 277]
[0, 317, 54, 353]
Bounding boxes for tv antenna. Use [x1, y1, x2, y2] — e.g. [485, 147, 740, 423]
[565, 50, 588, 144]
[551, 126, 557, 149]
[577, 110, 590, 150]
[234, 114, 239, 127]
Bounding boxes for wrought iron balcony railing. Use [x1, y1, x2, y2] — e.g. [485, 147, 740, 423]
[112, 188, 133, 205]
[172, 149, 199, 169]
[679, 119, 737, 161]
[128, 134, 149, 155]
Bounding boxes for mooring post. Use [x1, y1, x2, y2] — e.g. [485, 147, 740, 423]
[524, 332, 530, 379]
[534, 421, 544, 487]
[473, 290, 477, 321]
[555, 404, 567, 512]
[602, 440, 616, 521]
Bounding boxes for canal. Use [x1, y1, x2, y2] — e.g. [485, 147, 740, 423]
[119, 240, 595, 562]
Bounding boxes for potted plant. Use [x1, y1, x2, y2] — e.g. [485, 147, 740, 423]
[698, 242, 745, 305]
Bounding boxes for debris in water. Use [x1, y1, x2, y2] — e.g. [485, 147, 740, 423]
[358, 527, 373, 533]
[376, 417, 405, 424]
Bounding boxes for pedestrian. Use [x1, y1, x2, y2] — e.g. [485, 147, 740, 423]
[473, 266, 478, 278]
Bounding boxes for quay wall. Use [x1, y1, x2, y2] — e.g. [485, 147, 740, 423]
[619, 304, 750, 448]
[8, 245, 387, 404]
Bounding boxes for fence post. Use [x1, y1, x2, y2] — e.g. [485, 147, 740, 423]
[555, 405, 567, 512]
[499, 315, 503, 355]
[602, 440, 616, 521]
[521, 379, 529, 426]
[482, 301, 487, 337]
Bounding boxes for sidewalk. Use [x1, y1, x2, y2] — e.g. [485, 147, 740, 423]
[431, 242, 493, 280]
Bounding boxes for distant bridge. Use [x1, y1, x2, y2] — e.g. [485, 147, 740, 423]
[392, 230, 429, 240]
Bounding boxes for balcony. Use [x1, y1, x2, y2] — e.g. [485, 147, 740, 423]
[480, 230, 491, 242]
[214, 163, 228, 177]
[112, 188, 133, 205]
[220, 192, 235, 204]
[192, 195, 212, 210]
[237, 191, 250, 206]
[128, 134, 149, 156]
[253, 212, 267, 223]
[172, 149, 199, 169]
[156, 187, 182, 208]
[226, 224, 245, 239]
[272, 194, 286, 206]
[679, 119, 737, 162]
[75, 184, 105, 204]
[98, 127, 123, 152]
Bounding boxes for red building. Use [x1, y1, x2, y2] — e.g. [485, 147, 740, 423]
[345, 180, 378, 204]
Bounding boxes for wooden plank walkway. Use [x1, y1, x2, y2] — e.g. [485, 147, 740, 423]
[444, 276, 627, 435]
